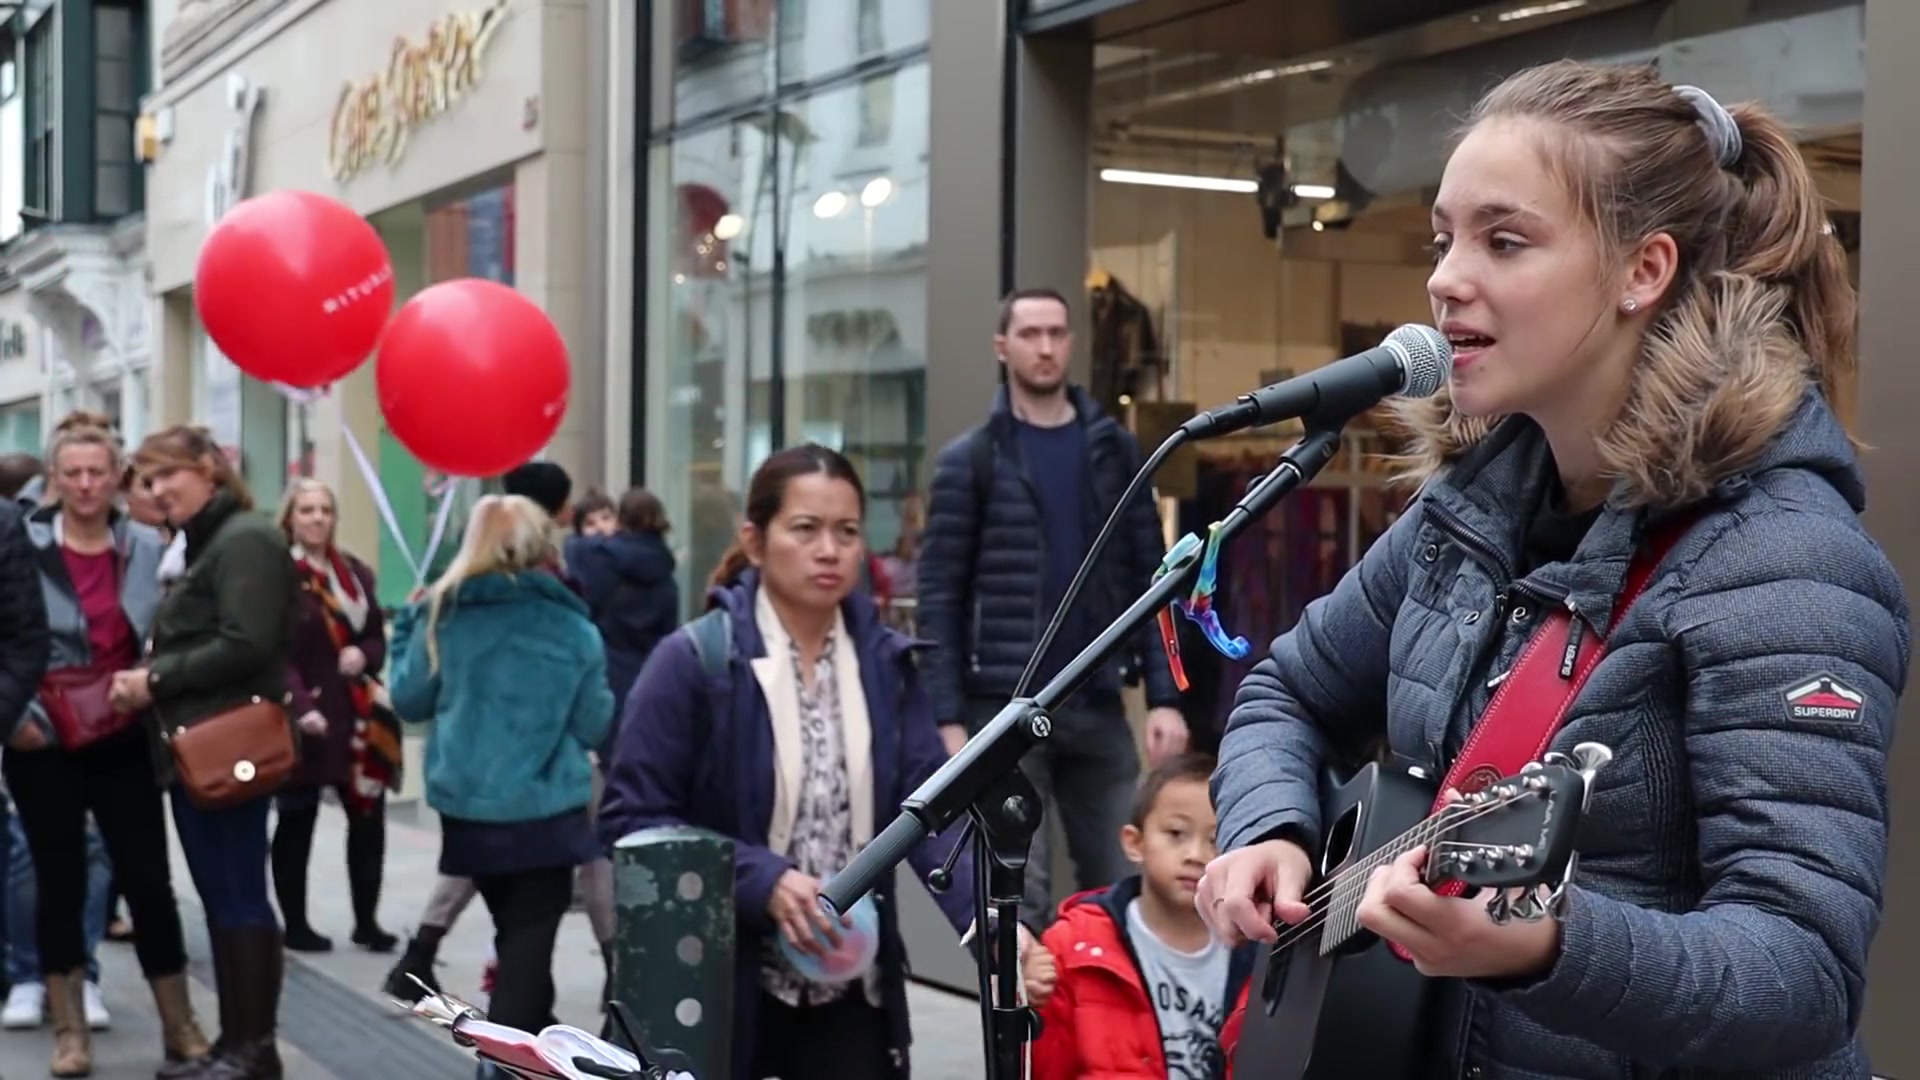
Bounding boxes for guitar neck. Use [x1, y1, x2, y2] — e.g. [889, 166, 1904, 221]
[1317, 809, 1456, 954]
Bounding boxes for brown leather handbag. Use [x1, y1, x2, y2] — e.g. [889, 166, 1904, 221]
[40, 665, 135, 749]
[164, 696, 299, 810]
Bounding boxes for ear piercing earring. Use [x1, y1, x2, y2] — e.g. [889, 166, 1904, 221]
[1622, 298, 1640, 314]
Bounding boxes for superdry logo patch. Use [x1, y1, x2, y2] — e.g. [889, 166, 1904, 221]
[1783, 673, 1865, 725]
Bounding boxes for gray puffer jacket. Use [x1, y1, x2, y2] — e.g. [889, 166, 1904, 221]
[1214, 391, 1906, 1079]
[17, 504, 167, 748]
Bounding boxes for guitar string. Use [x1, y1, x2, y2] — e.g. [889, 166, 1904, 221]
[1262, 793, 1523, 960]
[1256, 789, 1540, 960]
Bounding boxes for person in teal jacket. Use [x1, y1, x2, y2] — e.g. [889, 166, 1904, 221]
[390, 493, 614, 1039]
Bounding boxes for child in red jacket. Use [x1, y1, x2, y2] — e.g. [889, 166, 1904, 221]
[1021, 753, 1256, 1078]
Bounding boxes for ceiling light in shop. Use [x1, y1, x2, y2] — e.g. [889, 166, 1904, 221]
[1292, 184, 1337, 199]
[1497, 0, 1587, 22]
[860, 176, 894, 207]
[712, 213, 745, 240]
[1099, 168, 1257, 193]
[813, 191, 849, 218]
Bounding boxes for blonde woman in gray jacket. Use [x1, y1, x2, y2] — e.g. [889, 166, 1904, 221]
[5, 414, 207, 1076]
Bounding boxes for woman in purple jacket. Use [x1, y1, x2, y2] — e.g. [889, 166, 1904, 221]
[599, 444, 976, 1080]
[270, 478, 398, 954]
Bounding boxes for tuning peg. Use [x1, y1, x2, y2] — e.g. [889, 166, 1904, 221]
[1508, 889, 1547, 923]
[1520, 761, 1544, 774]
[1546, 879, 1574, 920]
[1541, 751, 1573, 770]
[1484, 891, 1511, 926]
[1571, 742, 1614, 781]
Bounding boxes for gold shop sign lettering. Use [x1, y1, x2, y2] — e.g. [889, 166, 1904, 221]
[326, 0, 510, 183]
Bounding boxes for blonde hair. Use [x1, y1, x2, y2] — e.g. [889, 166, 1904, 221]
[40, 410, 122, 512]
[276, 478, 338, 547]
[131, 425, 254, 510]
[46, 410, 121, 475]
[421, 494, 556, 672]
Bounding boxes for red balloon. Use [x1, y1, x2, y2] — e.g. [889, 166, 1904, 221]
[194, 190, 395, 388]
[376, 279, 570, 477]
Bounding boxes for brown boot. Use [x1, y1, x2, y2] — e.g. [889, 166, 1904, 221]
[45, 969, 92, 1076]
[150, 973, 213, 1064]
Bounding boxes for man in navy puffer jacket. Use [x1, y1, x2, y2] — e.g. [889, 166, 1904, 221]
[918, 287, 1186, 926]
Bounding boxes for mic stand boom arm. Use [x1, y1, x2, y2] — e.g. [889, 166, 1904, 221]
[820, 424, 1348, 1080]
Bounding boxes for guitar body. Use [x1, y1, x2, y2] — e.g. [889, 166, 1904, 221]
[1232, 762, 1440, 1080]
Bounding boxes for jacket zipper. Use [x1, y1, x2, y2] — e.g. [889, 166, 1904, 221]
[969, 594, 983, 674]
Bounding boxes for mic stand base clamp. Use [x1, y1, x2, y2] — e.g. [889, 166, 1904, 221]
[965, 716, 1047, 1078]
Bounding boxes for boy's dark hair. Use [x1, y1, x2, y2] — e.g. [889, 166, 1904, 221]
[571, 489, 615, 534]
[502, 461, 572, 518]
[1129, 751, 1217, 828]
[617, 486, 671, 534]
[996, 286, 1071, 335]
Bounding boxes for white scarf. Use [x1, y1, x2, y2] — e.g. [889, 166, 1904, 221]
[157, 532, 187, 585]
[293, 544, 369, 633]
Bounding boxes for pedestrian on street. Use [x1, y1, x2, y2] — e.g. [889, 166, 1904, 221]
[601, 444, 980, 1080]
[125, 423, 299, 1080]
[271, 478, 400, 956]
[917, 287, 1188, 928]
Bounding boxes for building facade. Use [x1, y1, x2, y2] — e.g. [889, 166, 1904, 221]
[622, 0, 1920, 1060]
[140, 0, 609, 606]
[0, 0, 157, 452]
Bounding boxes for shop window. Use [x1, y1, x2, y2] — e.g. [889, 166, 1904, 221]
[0, 400, 38, 455]
[856, 0, 883, 56]
[0, 24, 22, 242]
[93, 1, 142, 219]
[371, 180, 517, 608]
[856, 73, 892, 148]
[23, 12, 52, 222]
[645, 60, 930, 615]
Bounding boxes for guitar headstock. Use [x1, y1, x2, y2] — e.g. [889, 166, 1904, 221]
[1423, 743, 1611, 895]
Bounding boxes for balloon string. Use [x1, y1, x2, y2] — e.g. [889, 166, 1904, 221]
[273, 385, 469, 588]
[340, 423, 422, 583]
[417, 478, 462, 588]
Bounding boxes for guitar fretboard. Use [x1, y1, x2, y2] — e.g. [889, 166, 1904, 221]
[1317, 807, 1464, 955]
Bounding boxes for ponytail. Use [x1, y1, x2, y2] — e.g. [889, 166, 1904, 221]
[708, 542, 752, 591]
[1722, 102, 1858, 439]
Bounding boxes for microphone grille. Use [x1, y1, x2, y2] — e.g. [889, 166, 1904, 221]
[1387, 324, 1450, 400]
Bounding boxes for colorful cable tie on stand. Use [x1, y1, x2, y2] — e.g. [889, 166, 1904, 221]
[1153, 525, 1252, 691]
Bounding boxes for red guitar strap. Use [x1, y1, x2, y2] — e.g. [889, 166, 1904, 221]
[1385, 514, 1695, 960]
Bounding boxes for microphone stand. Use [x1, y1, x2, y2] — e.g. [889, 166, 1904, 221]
[821, 423, 1349, 1080]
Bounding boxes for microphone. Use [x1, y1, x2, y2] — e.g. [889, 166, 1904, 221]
[1179, 323, 1450, 439]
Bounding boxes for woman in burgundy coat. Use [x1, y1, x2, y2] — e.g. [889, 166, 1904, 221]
[270, 479, 399, 954]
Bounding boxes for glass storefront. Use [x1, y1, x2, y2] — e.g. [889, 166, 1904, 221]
[0, 398, 38, 454]
[371, 178, 517, 607]
[646, 0, 930, 614]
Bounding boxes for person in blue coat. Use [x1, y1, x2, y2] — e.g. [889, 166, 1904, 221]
[390, 493, 614, 1044]
[600, 444, 978, 1080]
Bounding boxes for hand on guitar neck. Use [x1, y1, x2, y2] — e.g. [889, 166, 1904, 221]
[1198, 749, 1605, 989]
[1350, 838, 1562, 981]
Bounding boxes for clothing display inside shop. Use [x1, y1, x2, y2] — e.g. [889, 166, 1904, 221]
[1172, 440, 1408, 743]
[1088, 270, 1166, 413]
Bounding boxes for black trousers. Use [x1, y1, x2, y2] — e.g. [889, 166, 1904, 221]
[270, 784, 385, 931]
[752, 991, 892, 1079]
[473, 867, 573, 1034]
[3, 726, 188, 978]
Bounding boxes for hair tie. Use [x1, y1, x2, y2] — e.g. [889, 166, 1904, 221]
[1673, 84, 1742, 168]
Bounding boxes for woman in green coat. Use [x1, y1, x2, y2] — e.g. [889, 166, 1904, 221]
[117, 425, 298, 1080]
